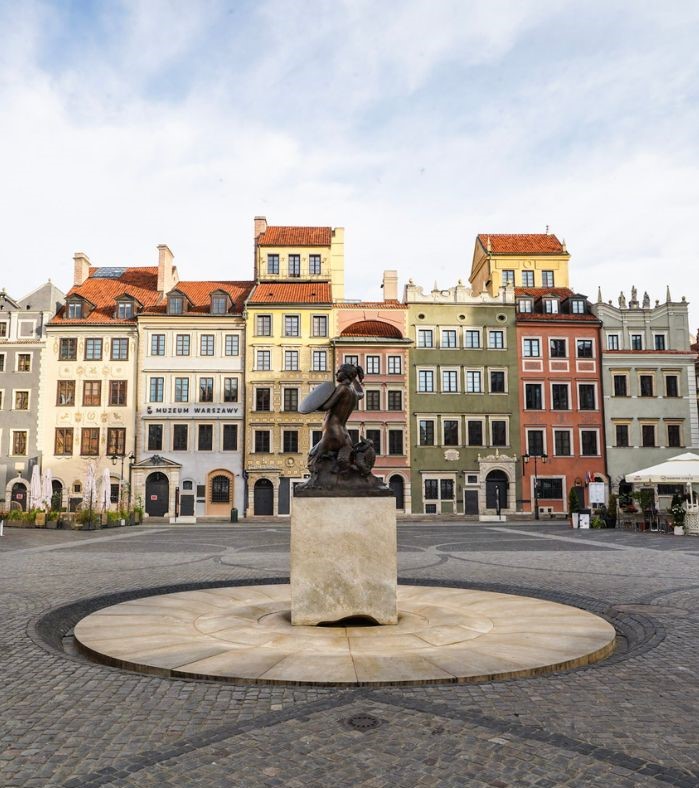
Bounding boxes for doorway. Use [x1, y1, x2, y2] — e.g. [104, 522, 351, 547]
[389, 475, 405, 510]
[145, 472, 169, 516]
[253, 479, 274, 516]
[485, 470, 508, 511]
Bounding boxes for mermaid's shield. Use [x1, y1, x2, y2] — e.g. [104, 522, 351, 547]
[299, 381, 335, 414]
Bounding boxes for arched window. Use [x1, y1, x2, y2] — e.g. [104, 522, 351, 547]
[211, 475, 230, 503]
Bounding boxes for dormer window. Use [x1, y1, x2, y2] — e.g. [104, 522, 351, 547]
[517, 299, 533, 313]
[168, 295, 185, 315]
[66, 300, 83, 319]
[570, 299, 585, 314]
[543, 298, 559, 314]
[211, 294, 228, 314]
[116, 301, 134, 319]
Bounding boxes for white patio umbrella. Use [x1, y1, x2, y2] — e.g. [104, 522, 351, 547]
[83, 462, 97, 509]
[29, 465, 42, 509]
[41, 468, 53, 509]
[101, 468, 111, 510]
[625, 452, 699, 505]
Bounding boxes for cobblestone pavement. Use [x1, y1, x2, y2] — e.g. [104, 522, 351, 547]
[1, 521, 699, 787]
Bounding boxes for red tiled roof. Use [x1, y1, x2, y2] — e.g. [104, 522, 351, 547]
[247, 282, 332, 304]
[515, 287, 576, 298]
[516, 312, 599, 322]
[257, 226, 332, 246]
[144, 281, 255, 315]
[50, 267, 160, 324]
[335, 300, 405, 309]
[340, 320, 403, 339]
[478, 234, 566, 255]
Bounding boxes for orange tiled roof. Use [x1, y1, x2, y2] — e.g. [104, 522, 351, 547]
[516, 312, 599, 322]
[50, 267, 160, 324]
[335, 300, 405, 309]
[247, 282, 332, 304]
[144, 281, 255, 315]
[257, 226, 332, 247]
[515, 287, 576, 298]
[478, 234, 566, 255]
[340, 320, 404, 339]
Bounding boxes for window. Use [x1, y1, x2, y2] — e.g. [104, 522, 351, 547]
[527, 430, 545, 456]
[224, 378, 238, 402]
[491, 421, 507, 447]
[550, 339, 567, 358]
[467, 420, 483, 446]
[198, 424, 213, 451]
[442, 370, 458, 393]
[490, 370, 506, 393]
[642, 424, 656, 447]
[150, 334, 165, 356]
[488, 330, 504, 349]
[365, 355, 380, 374]
[615, 424, 629, 447]
[66, 301, 83, 319]
[173, 424, 188, 451]
[288, 254, 301, 276]
[57, 380, 75, 406]
[84, 339, 102, 361]
[147, 424, 163, 451]
[83, 381, 101, 407]
[665, 375, 679, 397]
[419, 419, 435, 446]
[613, 374, 628, 397]
[521, 270, 534, 287]
[465, 371, 482, 393]
[267, 254, 279, 274]
[176, 334, 191, 356]
[283, 430, 299, 453]
[111, 338, 128, 360]
[654, 334, 666, 350]
[523, 338, 540, 357]
[309, 254, 321, 275]
[365, 391, 381, 410]
[312, 350, 327, 371]
[199, 378, 214, 402]
[174, 378, 189, 402]
[54, 428, 73, 456]
[518, 299, 533, 313]
[543, 299, 559, 314]
[254, 431, 270, 453]
[284, 315, 300, 337]
[576, 339, 593, 358]
[256, 315, 272, 336]
[109, 380, 127, 406]
[0, 322, 6, 337]
[255, 388, 271, 411]
[551, 384, 569, 410]
[578, 384, 596, 410]
[441, 330, 457, 348]
[387, 391, 402, 410]
[417, 329, 433, 348]
[168, 295, 184, 314]
[640, 375, 654, 397]
[280, 349, 298, 371]
[525, 383, 543, 410]
[116, 301, 133, 319]
[223, 424, 238, 451]
[667, 424, 682, 448]
[11, 430, 28, 455]
[542, 270, 554, 287]
[344, 355, 359, 366]
[607, 334, 619, 350]
[59, 338, 77, 360]
[581, 430, 598, 455]
[554, 430, 571, 456]
[211, 294, 227, 314]
[502, 270, 515, 286]
[440, 479, 454, 500]
[464, 329, 480, 349]
[211, 475, 230, 502]
[366, 429, 381, 455]
[443, 420, 459, 446]
[256, 349, 271, 370]
[80, 428, 99, 456]
[283, 388, 298, 411]
[312, 315, 328, 337]
[539, 479, 563, 499]
[107, 428, 126, 455]
[388, 356, 402, 374]
[388, 430, 403, 455]
[225, 334, 239, 356]
[149, 377, 164, 402]
[418, 370, 434, 392]
[200, 335, 214, 355]
[631, 334, 643, 350]
[424, 479, 439, 500]
[571, 300, 585, 314]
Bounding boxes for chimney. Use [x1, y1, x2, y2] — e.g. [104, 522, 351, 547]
[73, 252, 91, 286]
[157, 244, 175, 294]
[254, 216, 268, 240]
[382, 270, 398, 301]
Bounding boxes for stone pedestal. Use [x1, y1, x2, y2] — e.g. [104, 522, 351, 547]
[290, 495, 397, 625]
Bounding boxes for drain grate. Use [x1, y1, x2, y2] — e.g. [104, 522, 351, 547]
[345, 714, 383, 731]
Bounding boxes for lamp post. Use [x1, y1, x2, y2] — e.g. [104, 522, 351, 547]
[522, 452, 548, 520]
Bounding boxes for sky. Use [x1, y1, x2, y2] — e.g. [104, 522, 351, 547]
[1, 0, 698, 332]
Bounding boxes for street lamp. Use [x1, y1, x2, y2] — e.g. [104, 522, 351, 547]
[522, 452, 548, 520]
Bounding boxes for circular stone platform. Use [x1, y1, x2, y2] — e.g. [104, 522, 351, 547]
[73, 585, 616, 685]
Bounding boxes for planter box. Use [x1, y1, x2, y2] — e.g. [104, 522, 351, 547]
[674, 526, 685, 536]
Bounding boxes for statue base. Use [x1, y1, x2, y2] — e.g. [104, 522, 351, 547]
[290, 495, 397, 626]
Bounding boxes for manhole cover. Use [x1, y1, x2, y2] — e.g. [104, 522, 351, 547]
[345, 714, 382, 731]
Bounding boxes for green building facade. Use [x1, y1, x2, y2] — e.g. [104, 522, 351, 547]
[405, 280, 521, 516]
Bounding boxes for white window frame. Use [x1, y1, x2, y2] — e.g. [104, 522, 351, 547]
[416, 327, 434, 348]
[463, 327, 482, 349]
[577, 381, 598, 411]
[312, 349, 328, 372]
[550, 381, 571, 411]
[417, 416, 437, 446]
[255, 348, 272, 371]
[10, 428, 29, 456]
[579, 427, 601, 456]
[525, 427, 547, 457]
[387, 355, 402, 375]
[417, 368, 435, 393]
[283, 314, 301, 338]
[464, 368, 483, 394]
[521, 270, 534, 287]
[12, 389, 31, 411]
[522, 337, 541, 358]
[489, 417, 509, 448]
[365, 355, 381, 375]
[487, 329, 506, 349]
[606, 333, 620, 350]
[552, 428, 573, 457]
[488, 367, 508, 394]
[283, 348, 300, 371]
[440, 328, 458, 349]
[465, 417, 486, 447]
[441, 416, 461, 447]
[441, 368, 459, 393]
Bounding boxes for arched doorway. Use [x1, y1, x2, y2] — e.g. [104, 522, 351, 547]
[207, 471, 234, 518]
[11, 481, 27, 511]
[485, 470, 508, 512]
[389, 475, 405, 510]
[51, 480, 63, 511]
[145, 472, 169, 517]
[253, 478, 274, 516]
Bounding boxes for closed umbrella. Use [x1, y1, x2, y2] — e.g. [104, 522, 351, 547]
[101, 468, 111, 510]
[42, 468, 53, 510]
[83, 462, 97, 509]
[30, 465, 42, 509]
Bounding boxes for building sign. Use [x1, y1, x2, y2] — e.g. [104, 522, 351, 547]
[142, 405, 241, 420]
[588, 482, 605, 505]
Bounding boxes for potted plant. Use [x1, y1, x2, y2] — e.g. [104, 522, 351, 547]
[606, 494, 618, 528]
[77, 508, 97, 530]
[670, 492, 686, 536]
[568, 487, 581, 528]
[34, 509, 47, 527]
[591, 515, 604, 529]
[134, 497, 144, 524]
[46, 510, 60, 529]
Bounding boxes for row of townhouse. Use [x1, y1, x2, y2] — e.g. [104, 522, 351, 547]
[1, 220, 696, 519]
